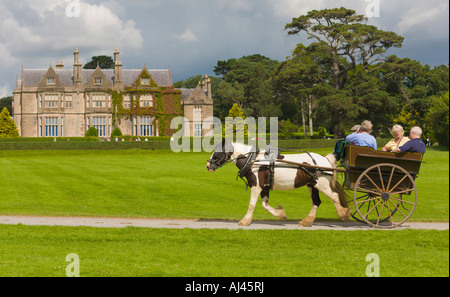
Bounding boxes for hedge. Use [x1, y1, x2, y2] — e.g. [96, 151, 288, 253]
[0, 137, 99, 142]
[0, 137, 391, 151]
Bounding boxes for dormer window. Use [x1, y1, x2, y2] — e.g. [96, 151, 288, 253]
[95, 78, 102, 85]
[141, 77, 150, 85]
[47, 77, 55, 85]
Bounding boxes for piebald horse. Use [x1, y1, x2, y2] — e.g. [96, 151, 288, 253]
[206, 140, 351, 227]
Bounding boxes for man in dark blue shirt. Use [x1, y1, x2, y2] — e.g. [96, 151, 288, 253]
[392, 126, 426, 154]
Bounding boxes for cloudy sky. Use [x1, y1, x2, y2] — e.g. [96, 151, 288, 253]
[0, 0, 448, 97]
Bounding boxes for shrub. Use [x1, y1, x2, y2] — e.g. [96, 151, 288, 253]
[111, 127, 123, 139]
[85, 127, 98, 137]
[0, 107, 19, 138]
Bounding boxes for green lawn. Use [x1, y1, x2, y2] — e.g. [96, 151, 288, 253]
[0, 148, 448, 222]
[0, 225, 447, 277]
[0, 147, 448, 277]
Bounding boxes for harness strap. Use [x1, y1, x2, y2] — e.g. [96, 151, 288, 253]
[237, 149, 259, 191]
[238, 150, 259, 178]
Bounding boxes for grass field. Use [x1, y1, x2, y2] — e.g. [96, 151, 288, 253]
[0, 147, 448, 221]
[0, 225, 448, 277]
[0, 147, 448, 277]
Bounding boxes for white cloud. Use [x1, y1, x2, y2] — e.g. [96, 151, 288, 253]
[396, 1, 449, 39]
[57, 2, 143, 51]
[0, 0, 447, 98]
[0, 1, 143, 56]
[0, 0, 144, 97]
[174, 29, 198, 43]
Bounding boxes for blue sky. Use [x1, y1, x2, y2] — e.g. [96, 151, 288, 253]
[0, 0, 448, 97]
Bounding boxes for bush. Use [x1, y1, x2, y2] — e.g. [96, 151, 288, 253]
[278, 119, 300, 139]
[111, 127, 123, 139]
[85, 127, 98, 137]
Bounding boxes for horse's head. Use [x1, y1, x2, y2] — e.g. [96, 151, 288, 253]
[206, 139, 234, 172]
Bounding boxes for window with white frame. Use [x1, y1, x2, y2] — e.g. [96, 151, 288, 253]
[93, 117, 106, 137]
[47, 77, 55, 85]
[95, 77, 102, 85]
[140, 94, 153, 107]
[194, 106, 203, 118]
[140, 116, 154, 136]
[194, 123, 203, 137]
[141, 77, 150, 85]
[93, 94, 106, 107]
[45, 94, 59, 108]
[45, 117, 58, 137]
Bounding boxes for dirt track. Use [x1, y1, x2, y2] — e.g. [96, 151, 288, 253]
[0, 215, 448, 230]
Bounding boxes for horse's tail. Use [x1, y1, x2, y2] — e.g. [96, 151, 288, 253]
[325, 153, 349, 208]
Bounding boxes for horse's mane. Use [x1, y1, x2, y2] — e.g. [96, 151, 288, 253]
[232, 142, 257, 154]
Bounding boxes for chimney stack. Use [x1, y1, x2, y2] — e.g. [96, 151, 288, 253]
[73, 48, 82, 88]
[114, 48, 123, 90]
[205, 75, 212, 99]
[55, 61, 64, 70]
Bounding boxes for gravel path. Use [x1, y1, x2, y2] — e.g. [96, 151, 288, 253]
[0, 215, 448, 230]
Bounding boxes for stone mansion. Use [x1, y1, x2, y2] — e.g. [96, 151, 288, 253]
[13, 49, 213, 138]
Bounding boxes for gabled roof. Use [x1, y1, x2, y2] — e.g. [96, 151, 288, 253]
[36, 66, 65, 88]
[21, 68, 173, 88]
[84, 65, 113, 88]
[182, 85, 213, 105]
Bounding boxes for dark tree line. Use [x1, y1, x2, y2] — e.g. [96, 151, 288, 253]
[176, 7, 449, 145]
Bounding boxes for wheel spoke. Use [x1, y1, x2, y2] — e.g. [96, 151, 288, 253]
[388, 198, 408, 219]
[355, 196, 380, 205]
[356, 187, 382, 196]
[389, 196, 416, 205]
[378, 166, 385, 192]
[375, 202, 385, 226]
[385, 166, 396, 192]
[387, 175, 408, 193]
[354, 194, 370, 203]
[389, 188, 414, 196]
[364, 199, 383, 219]
[362, 173, 383, 193]
[383, 201, 394, 225]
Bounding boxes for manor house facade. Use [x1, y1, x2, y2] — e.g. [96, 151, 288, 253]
[13, 49, 213, 138]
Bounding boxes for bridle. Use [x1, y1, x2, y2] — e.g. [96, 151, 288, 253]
[207, 151, 252, 170]
[207, 142, 257, 171]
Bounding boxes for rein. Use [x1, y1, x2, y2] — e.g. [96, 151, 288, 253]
[207, 151, 255, 170]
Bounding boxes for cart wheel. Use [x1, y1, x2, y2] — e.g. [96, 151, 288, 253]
[353, 163, 418, 229]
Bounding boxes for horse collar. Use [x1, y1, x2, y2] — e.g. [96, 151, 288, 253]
[237, 150, 259, 178]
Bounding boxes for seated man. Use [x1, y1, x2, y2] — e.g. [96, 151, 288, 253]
[391, 126, 426, 154]
[345, 120, 377, 151]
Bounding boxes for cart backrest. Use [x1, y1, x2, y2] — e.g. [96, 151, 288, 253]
[342, 145, 423, 174]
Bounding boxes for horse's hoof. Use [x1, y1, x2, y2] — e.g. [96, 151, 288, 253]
[276, 205, 288, 220]
[238, 219, 251, 226]
[299, 216, 314, 227]
[339, 208, 351, 222]
[299, 221, 313, 227]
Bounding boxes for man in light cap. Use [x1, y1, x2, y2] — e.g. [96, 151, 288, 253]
[346, 120, 377, 150]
